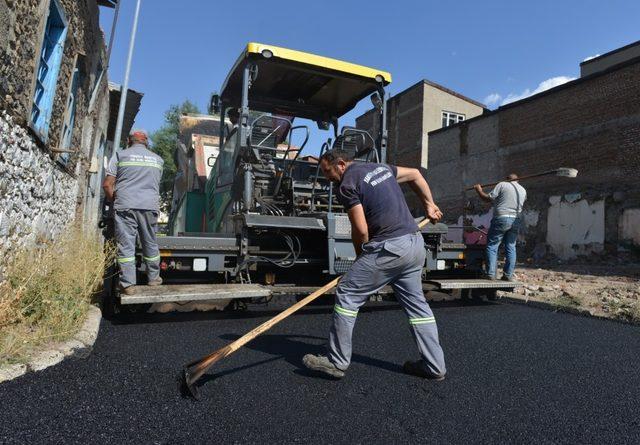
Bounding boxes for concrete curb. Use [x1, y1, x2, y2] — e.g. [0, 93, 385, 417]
[0, 305, 102, 383]
[498, 293, 640, 326]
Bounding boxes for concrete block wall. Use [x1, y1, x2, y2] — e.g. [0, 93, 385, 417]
[387, 84, 424, 168]
[355, 82, 425, 169]
[428, 114, 502, 220]
[428, 58, 640, 259]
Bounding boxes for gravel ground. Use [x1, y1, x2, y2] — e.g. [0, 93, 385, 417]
[508, 263, 640, 322]
[1, 300, 639, 444]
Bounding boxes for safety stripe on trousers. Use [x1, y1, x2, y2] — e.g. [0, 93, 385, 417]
[409, 316, 436, 325]
[117, 161, 162, 169]
[334, 305, 358, 317]
[117, 257, 135, 264]
[143, 255, 160, 262]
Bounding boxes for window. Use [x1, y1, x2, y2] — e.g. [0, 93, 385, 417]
[58, 57, 84, 165]
[216, 128, 238, 186]
[88, 60, 103, 107]
[441, 111, 465, 128]
[30, 0, 67, 143]
[93, 60, 103, 94]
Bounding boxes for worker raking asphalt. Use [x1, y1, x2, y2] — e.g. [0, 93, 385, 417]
[181, 149, 448, 395]
[302, 150, 447, 379]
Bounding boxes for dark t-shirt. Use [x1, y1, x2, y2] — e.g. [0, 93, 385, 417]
[337, 162, 418, 242]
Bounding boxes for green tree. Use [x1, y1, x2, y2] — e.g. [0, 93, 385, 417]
[150, 100, 200, 212]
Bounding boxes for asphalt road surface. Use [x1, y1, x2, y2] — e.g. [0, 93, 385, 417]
[1, 300, 639, 444]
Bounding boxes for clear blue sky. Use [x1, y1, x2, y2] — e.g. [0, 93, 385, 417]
[101, 0, 639, 154]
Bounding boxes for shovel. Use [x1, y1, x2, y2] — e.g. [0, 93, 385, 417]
[464, 167, 578, 191]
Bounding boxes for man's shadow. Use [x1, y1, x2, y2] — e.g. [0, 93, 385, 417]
[197, 332, 405, 387]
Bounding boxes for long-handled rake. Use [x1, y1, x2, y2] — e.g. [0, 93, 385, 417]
[464, 167, 578, 191]
[179, 218, 432, 399]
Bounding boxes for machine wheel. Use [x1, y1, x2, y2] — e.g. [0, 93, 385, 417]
[470, 288, 498, 301]
[119, 302, 152, 316]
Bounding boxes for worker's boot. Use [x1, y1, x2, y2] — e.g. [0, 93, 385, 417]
[119, 285, 136, 296]
[501, 274, 515, 282]
[148, 277, 163, 286]
[302, 354, 345, 379]
[403, 360, 445, 381]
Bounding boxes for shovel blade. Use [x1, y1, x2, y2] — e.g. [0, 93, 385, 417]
[178, 368, 199, 400]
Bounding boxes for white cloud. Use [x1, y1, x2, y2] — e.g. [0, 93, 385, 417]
[582, 54, 601, 62]
[483, 93, 502, 107]
[500, 76, 576, 105]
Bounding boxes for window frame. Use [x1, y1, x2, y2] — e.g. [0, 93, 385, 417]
[441, 110, 466, 128]
[29, 0, 68, 145]
[216, 127, 239, 187]
[57, 54, 85, 166]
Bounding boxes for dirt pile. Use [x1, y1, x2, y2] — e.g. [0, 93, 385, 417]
[507, 263, 640, 323]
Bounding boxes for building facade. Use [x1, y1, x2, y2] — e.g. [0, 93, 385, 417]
[357, 79, 486, 213]
[428, 41, 640, 259]
[0, 0, 115, 265]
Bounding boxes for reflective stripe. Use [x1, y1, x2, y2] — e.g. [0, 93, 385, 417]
[334, 305, 358, 317]
[117, 257, 135, 264]
[409, 316, 436, 325]
[143, 255, 160, 262]
[117, 161, 162, 169]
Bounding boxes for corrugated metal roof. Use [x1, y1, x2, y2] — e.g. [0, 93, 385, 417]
[107, 82, 143, 144]
[97, 0, 118, 8]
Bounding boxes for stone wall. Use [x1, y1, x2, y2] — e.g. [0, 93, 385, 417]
[0, 111, 78, 256]
[428, 57, 640, 259]
[0, 0, 111, 270]
[0, 0, 106, 149]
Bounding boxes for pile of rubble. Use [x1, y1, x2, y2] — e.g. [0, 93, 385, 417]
[506, 262, 640, 323]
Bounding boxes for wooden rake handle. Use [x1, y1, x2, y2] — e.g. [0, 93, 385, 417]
[186, 217, 433, 383]
[187, 276, 341, 382]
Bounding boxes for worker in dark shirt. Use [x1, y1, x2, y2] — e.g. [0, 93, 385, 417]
[303, 149, 447, 381]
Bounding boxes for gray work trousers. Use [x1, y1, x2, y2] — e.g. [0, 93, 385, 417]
[115, 209, 160, 288]
[328, 232, 446, 377]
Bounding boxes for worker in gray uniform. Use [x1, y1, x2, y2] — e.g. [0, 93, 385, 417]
[474, 174, 527, 281]
[102, 130, 164, 296]
[303, 148, 447, 381]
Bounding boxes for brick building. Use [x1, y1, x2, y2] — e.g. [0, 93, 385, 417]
[0, 0, 121, 266]
[428, 40, 640, 259]
[357, 79, 486, 213]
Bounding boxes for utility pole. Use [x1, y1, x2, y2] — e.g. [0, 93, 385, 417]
[112, 0, 142, 151]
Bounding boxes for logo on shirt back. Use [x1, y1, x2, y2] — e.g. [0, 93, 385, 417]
[118, 154, 162, 169]
[363, 166, 392, 187]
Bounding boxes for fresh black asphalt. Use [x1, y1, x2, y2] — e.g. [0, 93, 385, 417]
[1, 300, 639, 444]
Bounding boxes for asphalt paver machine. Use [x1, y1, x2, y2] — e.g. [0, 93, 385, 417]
[101, 43, 517, 315]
